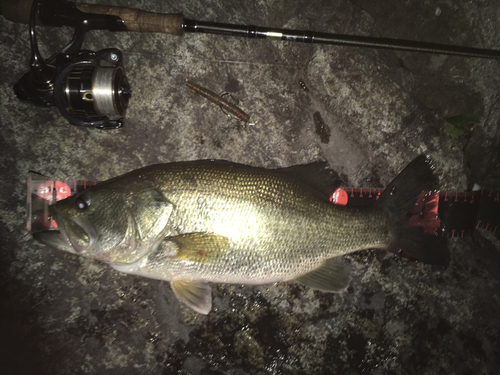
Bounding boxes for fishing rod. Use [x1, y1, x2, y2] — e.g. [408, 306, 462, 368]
[2, 0, 500, 128]
[4, 0, 499, 59]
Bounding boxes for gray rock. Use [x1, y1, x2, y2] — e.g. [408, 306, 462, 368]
[1, 0, 499, 374]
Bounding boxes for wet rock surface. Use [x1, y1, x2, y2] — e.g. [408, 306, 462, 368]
[1, 0, 499, 374]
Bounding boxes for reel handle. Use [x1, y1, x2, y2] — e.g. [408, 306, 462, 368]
[1, 0, 184, 35]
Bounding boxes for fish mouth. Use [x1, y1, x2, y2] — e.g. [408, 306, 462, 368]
[32, 230, 75, 254]
[49, 206, 97, 254]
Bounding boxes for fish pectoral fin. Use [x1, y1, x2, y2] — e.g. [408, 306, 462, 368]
[171, 233, 230, 264]
[171, 280, 212, 315]
[294, 258, 350, 292]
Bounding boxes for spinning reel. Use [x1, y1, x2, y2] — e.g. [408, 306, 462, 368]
[13, 0, 131, 128]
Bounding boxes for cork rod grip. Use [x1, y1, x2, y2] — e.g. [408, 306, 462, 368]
[0, 0, 184, 35]
[75, 4, 184, 35]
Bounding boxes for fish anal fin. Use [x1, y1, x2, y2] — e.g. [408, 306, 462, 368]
[172, 233, 230, 264]
[294, 258, 350, 292]
[171, 280, 212, 314]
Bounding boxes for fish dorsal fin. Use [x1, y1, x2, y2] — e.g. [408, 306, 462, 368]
[276, 162, 343, 200]
[171, 233, 230, 264]
[294, 258, 350, 292]
[171, 280, 212, 314]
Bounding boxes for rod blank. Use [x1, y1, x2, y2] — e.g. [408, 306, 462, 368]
[183, 19, 500, 60]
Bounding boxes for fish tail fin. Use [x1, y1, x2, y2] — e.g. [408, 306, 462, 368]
[377, 155, 449, 266]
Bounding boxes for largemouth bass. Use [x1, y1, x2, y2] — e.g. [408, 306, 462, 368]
[33, 156, 448, 314]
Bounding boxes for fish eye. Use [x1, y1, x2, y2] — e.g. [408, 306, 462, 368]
[75, 194, 91, 210]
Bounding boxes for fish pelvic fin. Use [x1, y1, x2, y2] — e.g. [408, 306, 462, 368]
[377, 155, 449, 266]
[294, 258, 349, 292]
[171, 280, 212, 315]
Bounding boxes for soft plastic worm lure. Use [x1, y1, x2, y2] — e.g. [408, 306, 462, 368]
[186, 81, 250, 123]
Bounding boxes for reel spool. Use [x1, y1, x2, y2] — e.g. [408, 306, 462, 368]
[51, 49, 131, 128]
[66, 64, 129, 120]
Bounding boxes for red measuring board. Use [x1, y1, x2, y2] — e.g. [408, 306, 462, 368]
[27, 173, 100, 233]
[28, 172, 499, 237]
[330, 187, 499, 237]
